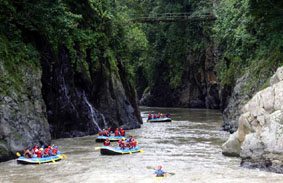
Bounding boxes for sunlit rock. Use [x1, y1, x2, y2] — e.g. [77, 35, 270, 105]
[222, 66, 283, 173]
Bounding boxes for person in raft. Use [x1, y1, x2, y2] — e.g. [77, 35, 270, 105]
[114, 128, 120, 136]
[148, 113, 152, 120]
[165, 113, 171, 118]
[107, 127, 113, 134]
[98, 129, 110, 137]
[118, 138, 126, 149]
[157, 113, 161, 118]
[154, 165, 166, 177]
[125, 136, 138, 149]
[23, 147, 33, 158]
[23, 144, 60, 158]
[119, 128, 125, 136]
[153, 113, 157, 119]
[103, 138, 111, 146]
[129, 138, 137, 149]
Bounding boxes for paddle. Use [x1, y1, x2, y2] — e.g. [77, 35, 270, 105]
[146, 166, 175, 176]
[59, 154, 68, 159]
[95, 147, 102, 151]
[16, 152, 21, 157]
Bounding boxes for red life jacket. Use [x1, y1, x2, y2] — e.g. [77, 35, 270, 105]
[36, 150, 42, 158]
[120, 130, 125, 136]
[114, 130, 119, 136]
[132, 140, 137, 147]
[103, 141, 110, 146]
[52, 148, 58, 155]
[44, 148, 49, 155]
[118, 140, 125, 148]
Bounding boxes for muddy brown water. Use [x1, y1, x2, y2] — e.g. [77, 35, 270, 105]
[1, 107, 283, 183]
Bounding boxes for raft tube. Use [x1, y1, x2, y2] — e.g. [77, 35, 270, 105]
[147, 118, 172, 123]
[100, 146, 142, 155]
[17, 154, 64, 165]
[96, 135, 125, 142]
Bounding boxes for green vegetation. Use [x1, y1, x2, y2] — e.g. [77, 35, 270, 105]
[1, 0, 282, 104]
[214, 0, 283, 91]
[118, 0, 215, 97]
[123, 0, 283, 98]
[0, 0, 148, 95]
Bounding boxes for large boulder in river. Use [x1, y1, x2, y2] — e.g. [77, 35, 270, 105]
[222, 66, 283, 173]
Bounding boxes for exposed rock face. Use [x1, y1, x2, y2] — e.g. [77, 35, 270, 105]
[0, 34, 142, 162]
[38, 39, 142, 138]
[222, 74, 253, 133]
[0, 61, 51, 161]
[140, 45, 220, 109]
[222, 67, 283, 173]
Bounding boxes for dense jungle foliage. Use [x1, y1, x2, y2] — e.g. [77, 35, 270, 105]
[0, 0, 143, 94]
[215, 0, 283, 92]
[113, 0, 283, 101]
[1, 0, 283, 104]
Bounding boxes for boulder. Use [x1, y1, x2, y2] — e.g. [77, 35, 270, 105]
[222, 66, 283, 173]
[222, 74, 252, 133]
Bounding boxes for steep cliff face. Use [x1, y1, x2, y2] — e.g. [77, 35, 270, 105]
[222, 67, 283, 173]
[37, 36, 142, 138]
[0, 0, 142, 161]
[177, 45, 220, 109]
[0, 58, 51, 161]
[140, 44, 220, 109]
[222, 74, 254, 133]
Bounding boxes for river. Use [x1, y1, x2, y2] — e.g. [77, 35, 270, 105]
[1, 107, 283, 183]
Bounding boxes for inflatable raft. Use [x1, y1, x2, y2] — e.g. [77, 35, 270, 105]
[17, 154, 64, 164]
[96, 135, 125, 142]
[147, 118, 172, 123]
[100, 146, 142, 155]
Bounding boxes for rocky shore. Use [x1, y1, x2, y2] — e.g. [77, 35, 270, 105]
[222, 67, 283, 173]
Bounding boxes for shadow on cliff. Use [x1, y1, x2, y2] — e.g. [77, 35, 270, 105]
[33, 34, 142, 138]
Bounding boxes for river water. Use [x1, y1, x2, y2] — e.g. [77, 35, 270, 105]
[1, 107, 283, 183]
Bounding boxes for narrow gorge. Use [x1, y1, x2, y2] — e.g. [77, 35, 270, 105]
[0, 0, 283, 176]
